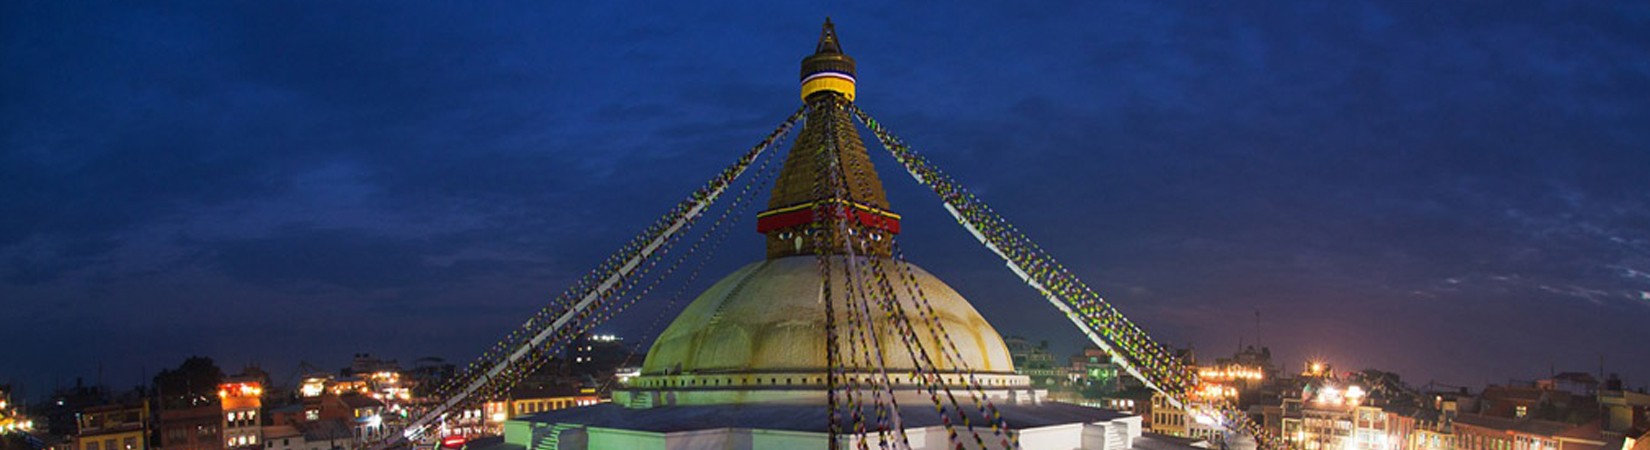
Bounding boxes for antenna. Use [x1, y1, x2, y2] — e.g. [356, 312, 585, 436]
[1254, 308, 1262, 349]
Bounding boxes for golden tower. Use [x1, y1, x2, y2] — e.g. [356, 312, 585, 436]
[756, 19, 901, 259]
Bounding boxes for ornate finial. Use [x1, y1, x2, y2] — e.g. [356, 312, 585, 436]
[800, 18, 856, 101]
[816, 18, 843, 54]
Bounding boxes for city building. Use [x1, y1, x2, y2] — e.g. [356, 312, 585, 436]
[259, 420, 353, 450]
[347, 355, 400, 378]
[75, 400, 148, 450]
[1383, 405, 1452, 450]
[1069, 347, 1122, 392]
[157, 402, 222, 450]
[1144, 348, 1266, 444]
[1281, 377, 1380, 450]
[1598, 375, 1650, 434]
[1539, 374, 1600, 398]
[1148, 374, 1244, 443]
[42, 381, 110, 438]
[1006, 336, 1064, 388]
[336, 395, 384, 441]
[218, 378, 264, 450]
[499, 386, 601, 419]
[1453, 413, 1610, 450]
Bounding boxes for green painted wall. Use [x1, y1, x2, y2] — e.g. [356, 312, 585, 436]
[503, 420, 532, 447]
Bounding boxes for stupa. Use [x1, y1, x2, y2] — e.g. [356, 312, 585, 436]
[489, 20, 1189, 450]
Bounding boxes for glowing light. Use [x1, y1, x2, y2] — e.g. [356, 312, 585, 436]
[300, 379, 325, 398]
[1317, 385, 1342, 404]
[1192, 410, 1219, 426]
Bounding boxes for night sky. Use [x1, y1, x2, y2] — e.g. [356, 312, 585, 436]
[4, 2, 1648, 398]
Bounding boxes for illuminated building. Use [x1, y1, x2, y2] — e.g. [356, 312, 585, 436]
[471, 386, 604, 436]
[1149, 373, 1242, 442]
[298, 375, 330, 399]
[0, 384, 36, 434]
[1281, 380, 1379, 450]
[501, 386, 601, 419]
[1147, 352, 1266, 444]
[326, 378, 368, 397]
[76, 400, 149, 450]
[218, 379, 263, 450]
[1070, 347, 1121, 388]
[1397, 406, 1454, 450]
[272, 387, 352, 427]
[1452, 414, 1609, 450]
[339, 394, 386, 440]
[1304, 361, 1335, 379]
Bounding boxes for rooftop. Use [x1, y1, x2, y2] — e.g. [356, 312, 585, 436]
[518, 401, 1127, 434]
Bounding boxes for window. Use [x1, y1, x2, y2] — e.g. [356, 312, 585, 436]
[123, 437, 136, 450]
[1515, 406, 1527, 418]
[86, 442, 100, 450]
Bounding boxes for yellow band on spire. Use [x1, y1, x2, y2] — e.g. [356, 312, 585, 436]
[801, 73, 855, 101]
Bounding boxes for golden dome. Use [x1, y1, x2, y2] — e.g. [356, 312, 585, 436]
[640, 256, 1016, 377]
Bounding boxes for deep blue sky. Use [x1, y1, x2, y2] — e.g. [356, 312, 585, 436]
[4, 2, 1648, 398]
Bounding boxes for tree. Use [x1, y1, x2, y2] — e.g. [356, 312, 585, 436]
[0, 433, 41, 450]
[152, 357, 224, 408]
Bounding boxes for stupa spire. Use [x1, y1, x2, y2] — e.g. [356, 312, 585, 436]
[756, 20, 898, 259]
[815, 17, 843, 54]
[799, 18, 857, 102]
